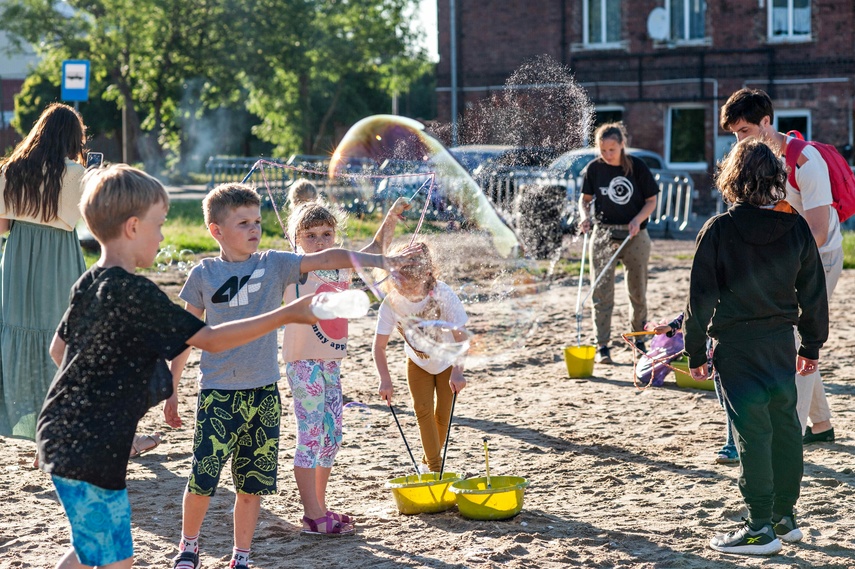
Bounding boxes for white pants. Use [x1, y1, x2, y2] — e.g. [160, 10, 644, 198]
[796, 246, 843, 432]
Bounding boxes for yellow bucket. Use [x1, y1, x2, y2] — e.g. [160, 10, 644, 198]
[385, 472, 462, 514]
[564, 345, 596, 378]
[449, 476, 530, 520]
[671, 357, 715, 391]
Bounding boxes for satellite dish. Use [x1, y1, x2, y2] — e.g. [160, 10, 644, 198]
[647, 7, 669, 41]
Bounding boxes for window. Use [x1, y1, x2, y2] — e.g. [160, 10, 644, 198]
[769, 0, 811, 40]
[584, 0, 621, 46]
[666, 106, 706, 168]
[593, 107, 624, 129]
[775, 110, 811, 141]
[669, 0, 706, 41]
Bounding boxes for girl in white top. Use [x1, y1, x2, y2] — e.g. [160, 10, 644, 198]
[373, 242, 468, 473]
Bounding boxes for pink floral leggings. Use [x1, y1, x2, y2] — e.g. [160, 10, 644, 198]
[285, 359, 343, 468]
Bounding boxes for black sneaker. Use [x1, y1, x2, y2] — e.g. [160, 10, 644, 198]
[803, 427, 834, 444]
[709, 520, 781, 555]
[173, 551, 201, 569]
[634, 339, 646, 353]
[772, 514, 804, 542]
[595, 345, 612, 364]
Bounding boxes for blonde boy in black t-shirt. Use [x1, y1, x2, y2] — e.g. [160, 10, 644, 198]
[36, 165, 318, 569]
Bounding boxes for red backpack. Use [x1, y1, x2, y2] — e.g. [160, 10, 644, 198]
[784, 137, 855, 223]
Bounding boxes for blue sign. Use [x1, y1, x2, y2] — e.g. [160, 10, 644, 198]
[61, 60, 90, 102]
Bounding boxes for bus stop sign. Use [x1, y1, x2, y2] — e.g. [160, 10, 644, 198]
[61, 60, 90, 102]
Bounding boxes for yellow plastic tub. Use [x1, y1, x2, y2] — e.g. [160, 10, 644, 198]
[385, 472, 462, 514]
[671, 357, 714, 391]
[564, 345, 596, 378]
[449, 476, 530, 520]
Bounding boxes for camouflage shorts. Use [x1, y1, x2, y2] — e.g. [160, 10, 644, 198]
[187, 383, 281, 496]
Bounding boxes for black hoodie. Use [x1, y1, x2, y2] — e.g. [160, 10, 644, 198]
[683, 203, 828, 368]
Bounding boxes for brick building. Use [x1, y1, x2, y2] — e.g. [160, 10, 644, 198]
[0, 31, 37, 154]
[435, 1, 855, 213]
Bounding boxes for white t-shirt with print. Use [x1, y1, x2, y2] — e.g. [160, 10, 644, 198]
[376, 281, 468, 375]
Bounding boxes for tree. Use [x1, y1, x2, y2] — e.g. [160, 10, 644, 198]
[0, 0, 430, 171]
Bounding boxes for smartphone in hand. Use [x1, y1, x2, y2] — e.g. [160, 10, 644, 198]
[86, 152, 104, 168]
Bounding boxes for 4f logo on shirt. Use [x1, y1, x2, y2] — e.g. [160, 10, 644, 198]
[212, 269, 265, 306]
[599, 176, 634, 205]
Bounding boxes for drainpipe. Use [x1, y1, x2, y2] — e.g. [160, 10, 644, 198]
[450, 0, 458, 146]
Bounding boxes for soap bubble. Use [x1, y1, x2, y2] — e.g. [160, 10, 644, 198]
[342, 401, 372, 432]
[245, 55, 594, 368]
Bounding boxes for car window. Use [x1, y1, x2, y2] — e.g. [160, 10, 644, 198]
[549, 151, 597, 178]
[634, 153, 663, 170]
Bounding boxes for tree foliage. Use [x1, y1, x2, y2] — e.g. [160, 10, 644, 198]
[0, 0, 430, 173]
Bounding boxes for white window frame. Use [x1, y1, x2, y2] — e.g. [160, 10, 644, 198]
[666, 0, 707, 43]
[774, 109, 812, 142]
[767, 0, 811, 42]
[665, 105, 707, 170]
[582, 0, 623, 49]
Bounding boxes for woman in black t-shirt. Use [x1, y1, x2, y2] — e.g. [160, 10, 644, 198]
[578, 122, 659, 364]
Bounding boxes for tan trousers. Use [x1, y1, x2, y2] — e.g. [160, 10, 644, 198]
[407, 358, 453, 472]
[796, 246, 843, 431]
[589, 226, 651, 346]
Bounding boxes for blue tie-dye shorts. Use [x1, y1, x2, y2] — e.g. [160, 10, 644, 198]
[51, 475, 133, 566]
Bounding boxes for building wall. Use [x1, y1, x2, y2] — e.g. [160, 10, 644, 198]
[437, 1, 855, 214]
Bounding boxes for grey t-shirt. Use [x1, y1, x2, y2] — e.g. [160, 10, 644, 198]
[179, 250, 302, 390]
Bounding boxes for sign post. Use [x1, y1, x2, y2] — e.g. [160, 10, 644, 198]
[61, 60, 90, 110]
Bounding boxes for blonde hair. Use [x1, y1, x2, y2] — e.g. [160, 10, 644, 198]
[594, 122, 633, 176]
[715, 138, 786, 207]
[286, 200, 345, 249]
[380, 241, 437, 296]
[81, 164, 168, 242]
[287, 179, 319, 207]
[203, 183, 261, 226]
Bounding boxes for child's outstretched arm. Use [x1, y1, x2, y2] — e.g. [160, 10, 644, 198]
[373, 332, 394, 404]
[362, 197, 411, 255]
[188, 295, 317, 353]
[299, 243, 421, 274]
[164, 302, 205, 428]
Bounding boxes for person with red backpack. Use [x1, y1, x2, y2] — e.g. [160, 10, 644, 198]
[720, 88, 844, 448]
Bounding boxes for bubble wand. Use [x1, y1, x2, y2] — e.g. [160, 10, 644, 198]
[578, 234, 633, 310]
[438, 391, 457, 480]
[483, 437, 492, 489]
[573, 232, 589, 346]
[388, 402, 421, 479]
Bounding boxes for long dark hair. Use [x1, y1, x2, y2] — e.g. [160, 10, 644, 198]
[1, 103, 86, 223]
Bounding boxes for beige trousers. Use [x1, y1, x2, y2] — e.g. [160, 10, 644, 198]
[796, 246, 843, 432]
[589, 226, 651, 346]
[406, 358, 453, 472]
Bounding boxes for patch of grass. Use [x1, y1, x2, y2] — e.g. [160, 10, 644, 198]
[161, 200, 387, 255]
[844, 230, 855, 269]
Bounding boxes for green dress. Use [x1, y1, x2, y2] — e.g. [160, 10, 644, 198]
[0, 221, 86, 439]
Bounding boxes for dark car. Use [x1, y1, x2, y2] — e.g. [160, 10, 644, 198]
[548, 146, 667, 181]
[449, 144, 559, 174]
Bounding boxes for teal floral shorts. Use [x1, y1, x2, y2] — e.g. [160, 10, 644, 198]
[52, 475, 133, 566]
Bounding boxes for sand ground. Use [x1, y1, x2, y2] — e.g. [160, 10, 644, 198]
[1, 236, 853, 569]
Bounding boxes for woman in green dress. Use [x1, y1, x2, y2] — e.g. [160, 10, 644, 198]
[0, 103, 88, 441]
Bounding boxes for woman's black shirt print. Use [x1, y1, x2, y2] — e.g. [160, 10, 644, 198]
[581, 156, 659, 228]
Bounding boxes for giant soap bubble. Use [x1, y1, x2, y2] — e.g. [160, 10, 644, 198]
[250, 55, 594, 369]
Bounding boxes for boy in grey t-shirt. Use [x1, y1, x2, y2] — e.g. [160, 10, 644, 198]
[168, 184, 414, 569]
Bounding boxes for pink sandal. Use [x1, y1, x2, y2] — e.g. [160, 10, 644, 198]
[301, 513, 354, 536]
[326, 510, 354, 525]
